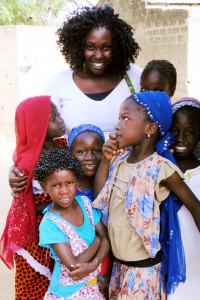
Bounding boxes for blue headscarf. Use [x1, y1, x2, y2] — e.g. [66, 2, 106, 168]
[68, 124, 105, 150]
[132, 91, 186, 294]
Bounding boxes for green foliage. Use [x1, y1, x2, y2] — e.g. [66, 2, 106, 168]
[0, 0, 66, 25]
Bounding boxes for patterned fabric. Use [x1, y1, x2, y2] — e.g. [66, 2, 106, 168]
[15, 193, 54, 300]
[40, 196, 102, 298]
[93, 150, 175, 258]
[14, 138, 68, 300]
[68, 124, 105, 150]
[49, 196, 100, 287]
[0, 96, 51, 268]
[109, 261, 166, 300]
[44, 282, 105, 300]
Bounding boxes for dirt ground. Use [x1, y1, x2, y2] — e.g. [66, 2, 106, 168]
[0, 138, 15, 300]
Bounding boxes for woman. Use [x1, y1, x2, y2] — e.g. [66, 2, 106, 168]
[9, 5, 142, 193]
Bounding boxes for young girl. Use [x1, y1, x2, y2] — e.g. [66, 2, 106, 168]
[140, 59, 177, 97]
[33, 148, 110, 299]
[68, 124, 111, 299]
[0, 96, 66, 299]
[93, 91, 200, 299]
[68, 124, 105, 202]
[168, 98, 200, 300]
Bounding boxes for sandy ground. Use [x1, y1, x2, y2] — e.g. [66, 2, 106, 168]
[0, 136, 15, 299]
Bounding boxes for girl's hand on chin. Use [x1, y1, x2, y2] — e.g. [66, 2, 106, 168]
[103, 133, 124, 160]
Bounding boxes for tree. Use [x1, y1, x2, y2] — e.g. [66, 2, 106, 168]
[0, 0, 66, 25]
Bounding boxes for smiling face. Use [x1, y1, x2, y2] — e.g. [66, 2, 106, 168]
[41, 169, 78, 210]
[70, 131, 103, 177]
[84, 27, 112, 76]
[46, 102, 66, 139]
[115, 98, 150, 149]
[172, 109, 200, 157]
[141, 70, 171, 96]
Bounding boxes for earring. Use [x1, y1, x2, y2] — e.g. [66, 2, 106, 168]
[147, 134, 150, 138]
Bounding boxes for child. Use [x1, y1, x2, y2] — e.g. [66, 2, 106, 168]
[92, 91, 200, 299]
[68, 124, 112, 299]
[168, 98, 200, 300]
[140, 59, 177, 97]
[33, 148, 110, 299]
[68, 124, 105, 202]
[0, 96, 66, 299]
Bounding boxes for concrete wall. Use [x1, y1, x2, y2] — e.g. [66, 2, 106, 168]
[0, 25, 65, 141]
[98, 0, 200, 102]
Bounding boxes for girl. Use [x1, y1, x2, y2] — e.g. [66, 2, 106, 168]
[33, 148, 110, 299]
[93, 91, 200, 299]
[68, 124, 112, 299]
[140, 59, 177, 97]
[68, 124, 105, 202]
[0, 96, 66, 299]
[168, 98, 200, 300]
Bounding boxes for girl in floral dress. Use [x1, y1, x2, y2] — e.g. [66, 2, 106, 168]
[168, 98, 200, 300]
[93, 91, 200, 299]
[34, 148, 110, 299]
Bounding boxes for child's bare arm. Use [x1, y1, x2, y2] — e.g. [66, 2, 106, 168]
[67, 220, 110, 280]
[163, 172, 200, 231]
[51, 235, 101, 270]
[94, 133, 119, 197]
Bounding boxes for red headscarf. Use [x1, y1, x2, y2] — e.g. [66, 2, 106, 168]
[0, 96, 51, 268]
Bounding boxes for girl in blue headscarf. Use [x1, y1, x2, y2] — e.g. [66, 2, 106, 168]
[92, 91, 200, 299]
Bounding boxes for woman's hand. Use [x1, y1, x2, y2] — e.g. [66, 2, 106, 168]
[9, 165, 28, 195]
[103, 133, 124, 161]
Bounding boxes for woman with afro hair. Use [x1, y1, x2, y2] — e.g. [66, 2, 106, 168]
[45, 4, 142, 141]
[9, 5, 142, 220]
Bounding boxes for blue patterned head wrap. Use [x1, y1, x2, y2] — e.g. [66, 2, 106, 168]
[68, 124, 105, 150]
[132, 91, 175, 160]
[131, 91, 186, 295]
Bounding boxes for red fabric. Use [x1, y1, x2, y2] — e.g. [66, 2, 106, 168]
[0, 96, 51, 269]
[100, 251, 113, 276]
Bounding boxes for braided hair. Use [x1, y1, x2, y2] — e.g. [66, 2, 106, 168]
[34, 148, 83, 182]
[57, 5, 140, 75]
[141, 60, 177, 97]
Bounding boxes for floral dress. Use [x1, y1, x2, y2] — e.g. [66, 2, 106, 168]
[93, 150, 183, 300]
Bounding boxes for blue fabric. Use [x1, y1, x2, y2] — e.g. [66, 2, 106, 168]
[39, 196, 101, 297]
[68, 124, 105, 150]
[131, 91, 186, 294]
[76, 188, 94, 202]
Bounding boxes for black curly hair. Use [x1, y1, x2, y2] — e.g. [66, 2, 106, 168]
[141, 60, 177, 97]
[57, 5, 140, 75]
[34, 148, 83, 182]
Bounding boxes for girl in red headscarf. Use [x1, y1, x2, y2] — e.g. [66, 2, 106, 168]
[0, 96, 67, 299]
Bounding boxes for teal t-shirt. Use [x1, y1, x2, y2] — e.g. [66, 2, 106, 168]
[39, 195, 101, 297]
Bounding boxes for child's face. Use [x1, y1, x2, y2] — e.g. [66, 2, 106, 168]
[141, 70, 171, 96]
[115, 98, 149, 149]
[41, 169, 78, 209]
[70, 131, 103, 177]
[172, 110, 200, 157]
[46, 102, 66, 139]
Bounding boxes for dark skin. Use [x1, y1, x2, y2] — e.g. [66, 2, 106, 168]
[73, 27, 122, 93]
[41, 169, 110, 280]
[9, 26, 123, 194]
[70, 131, 104, 191]
[171, 109, 200, 173]
[94, 99, 200, 231]
[10, 102, 66, 216]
